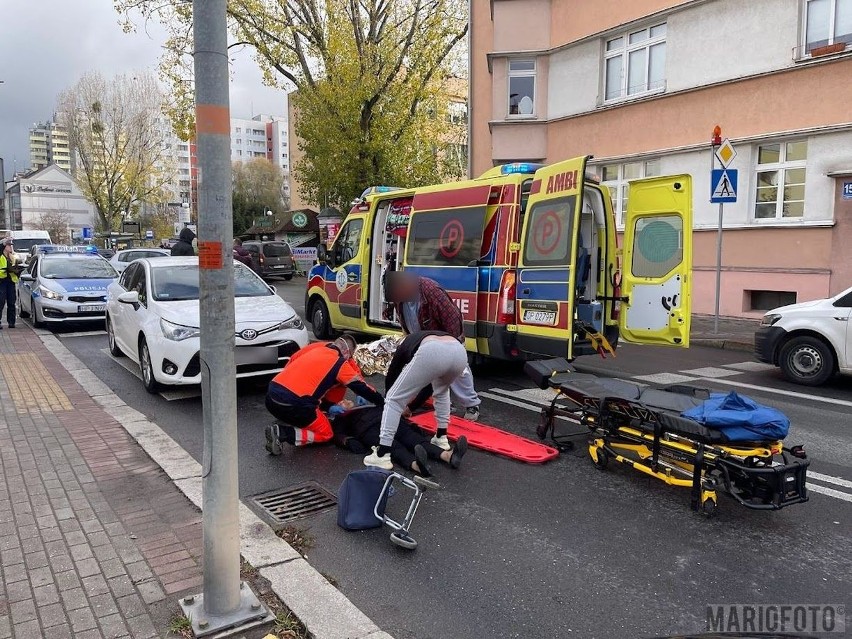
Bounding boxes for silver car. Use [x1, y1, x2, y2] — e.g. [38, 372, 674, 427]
[17, 252, 118, 327]
[109, 248, 171, 273]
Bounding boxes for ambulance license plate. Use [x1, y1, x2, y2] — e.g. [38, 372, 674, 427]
[523, 310, 557, 326]
[79, 304, 106, 313]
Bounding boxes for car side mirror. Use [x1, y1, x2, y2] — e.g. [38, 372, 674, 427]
[20, 273, 35, 282]
[118, 290, 140, 309]
[316, 244, 327, 263]
[268, 285, 277, 294]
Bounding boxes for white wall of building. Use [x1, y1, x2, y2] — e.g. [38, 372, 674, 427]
[526, 0, 805, 122]
[665, 0, 798, 92]
[17, 165, 96, 231]
[593, 128, 852, 230]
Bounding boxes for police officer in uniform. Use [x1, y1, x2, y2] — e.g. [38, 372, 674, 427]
[0, 239, 22, 329]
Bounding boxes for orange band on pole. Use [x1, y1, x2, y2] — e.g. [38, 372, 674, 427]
[195, 104, 231, 135]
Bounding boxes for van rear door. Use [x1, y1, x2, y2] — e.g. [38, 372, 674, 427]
[514, 156, 587, 359]
[619, 175, 692, 347]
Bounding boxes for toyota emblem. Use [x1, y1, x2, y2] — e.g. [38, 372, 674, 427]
[239, 328, 258, 341]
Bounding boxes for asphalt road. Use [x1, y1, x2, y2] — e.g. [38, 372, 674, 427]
[44, 278, 852, 639]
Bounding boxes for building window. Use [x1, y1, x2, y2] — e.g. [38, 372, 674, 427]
[754, 141, 807, 220]
[599, 159, 661, 224]
[236, 138, 242, 145]
[804, 0, 852, 52]
[508, 59, 536, 116]
[604, 23, 667, 101]
[236, 127, 242, 133]
[747, 290, 797, 312]
[448, 101, 468, 124]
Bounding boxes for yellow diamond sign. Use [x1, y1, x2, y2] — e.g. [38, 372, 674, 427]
[715, 139, 737, 167]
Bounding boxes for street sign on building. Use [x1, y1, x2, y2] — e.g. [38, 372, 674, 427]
[145, 229, 154, 240]
[711, 169, 738, 203]
[82, 227, 93, 240]
[715, 139, 737, 167]
[843, 181, 852, 200]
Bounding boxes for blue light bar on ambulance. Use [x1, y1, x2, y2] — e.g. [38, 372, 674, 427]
[500, 163, 545, 175]
[359, 186, 402, 199]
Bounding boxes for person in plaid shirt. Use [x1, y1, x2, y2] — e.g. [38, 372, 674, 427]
[385, 271, 482, 421]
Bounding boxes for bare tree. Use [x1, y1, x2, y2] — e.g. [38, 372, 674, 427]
[33, 209, 72, 244]
[58, 72, 176, 232]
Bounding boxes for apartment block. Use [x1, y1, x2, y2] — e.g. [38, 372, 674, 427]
[230, 113, 291, 201]
[28, 118, 73, 173]
[471, 0, 852, 317]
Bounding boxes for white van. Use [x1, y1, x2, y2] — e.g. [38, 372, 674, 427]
[0, 230, 53, 262]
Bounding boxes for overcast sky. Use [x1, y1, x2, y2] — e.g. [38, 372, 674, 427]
[0, 0, 287, 177]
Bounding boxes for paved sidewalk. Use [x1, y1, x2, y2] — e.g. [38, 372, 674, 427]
[690, 314, 759, 351]
[0, 327, 203, 638]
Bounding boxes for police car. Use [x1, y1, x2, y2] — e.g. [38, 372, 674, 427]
[17, 247, 118, 326]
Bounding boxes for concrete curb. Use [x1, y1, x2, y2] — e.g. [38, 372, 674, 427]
[38, 331, 393, 639]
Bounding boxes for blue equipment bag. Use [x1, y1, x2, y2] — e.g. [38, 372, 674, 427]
[681, 391, 790, 442]
[337, 469, 392, 531]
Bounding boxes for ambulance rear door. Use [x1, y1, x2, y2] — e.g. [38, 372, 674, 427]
[514, 156, 587, 359]
[620, 175, 692, 347]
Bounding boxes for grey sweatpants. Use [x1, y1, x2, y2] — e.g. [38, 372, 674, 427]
[379, 338, 469, 447]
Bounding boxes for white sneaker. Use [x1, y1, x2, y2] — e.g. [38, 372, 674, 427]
[363, 446, 393, 470]
[464, 406, 481, 422]
[431, 435, 451, 451]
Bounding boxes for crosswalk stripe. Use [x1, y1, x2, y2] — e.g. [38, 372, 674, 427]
[806, 483, 852, 503]
[808, 471, 852, 490]
[709, 378, 852, 408]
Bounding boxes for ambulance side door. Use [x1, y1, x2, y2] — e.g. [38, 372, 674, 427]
[620, 175, 692, 347]
[327, 218, 366, 329]
[514, 157, 587, 359]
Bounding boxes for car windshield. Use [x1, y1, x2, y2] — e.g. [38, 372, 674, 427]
[41, 257, 117, 279]
[151, 264, 273, 301]
[263, 243, 291, 257]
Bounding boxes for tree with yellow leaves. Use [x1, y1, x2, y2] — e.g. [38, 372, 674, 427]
[114, 0, 468, 209]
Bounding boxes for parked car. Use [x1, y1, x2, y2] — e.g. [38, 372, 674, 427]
[17, 251, 118, 327]
[242, 241, 296, 279]
[754, 286, 852, 386]
[98, 248, 116, 260]
[105, 256, 309, 392]
[109, 248, 171, 273]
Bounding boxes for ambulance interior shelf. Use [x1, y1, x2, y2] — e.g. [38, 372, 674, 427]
[575, 188, 606, 336]
[368, 196, 412, 324]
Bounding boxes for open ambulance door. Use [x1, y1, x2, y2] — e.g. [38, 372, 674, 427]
[514, 156, 588, 360]
[620, 175, 693, 347]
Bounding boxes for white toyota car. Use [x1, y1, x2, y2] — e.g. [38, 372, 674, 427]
[106, 256, 309, 392]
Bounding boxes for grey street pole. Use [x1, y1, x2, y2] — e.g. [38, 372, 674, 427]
[714, 202, 724, 334]
[180, 0, 269, 634]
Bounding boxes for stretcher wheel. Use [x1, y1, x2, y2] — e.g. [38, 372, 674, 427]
[390, 531, 418, 550]
[591, 447, 608, 470]
[701, 498, 717, 518]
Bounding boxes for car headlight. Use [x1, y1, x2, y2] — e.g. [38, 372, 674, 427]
[37, 285, 63, 301]
[761, 313, 782, 327]
[160, 318, 201, 341]
[278, 316, 304, 331]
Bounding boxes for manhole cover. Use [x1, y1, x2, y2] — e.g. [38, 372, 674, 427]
[248, 482, 337, 526]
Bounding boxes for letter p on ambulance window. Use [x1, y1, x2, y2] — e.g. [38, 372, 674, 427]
[523, 196, 576, 266]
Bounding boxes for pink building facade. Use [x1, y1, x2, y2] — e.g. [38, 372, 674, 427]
[470, 0, 852, 317]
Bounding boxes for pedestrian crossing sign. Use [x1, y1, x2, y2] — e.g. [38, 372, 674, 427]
[711, 168, 738, 203]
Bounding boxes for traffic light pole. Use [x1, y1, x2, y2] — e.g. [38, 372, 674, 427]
[179, 0, 269, 635]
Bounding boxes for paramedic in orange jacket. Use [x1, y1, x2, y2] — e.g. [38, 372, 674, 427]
[264, 335, 384, 453]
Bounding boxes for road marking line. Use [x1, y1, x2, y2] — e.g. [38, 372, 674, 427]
[723, 361, 776, 372]
[806, 483, 852, 503]
[100, 349, 201, 401]
[709, 378, 852, 408]
[808, 471, 852, 490]
[480, 391, 542, 412]
[633, 372, 698, 385]
[679, 366, 742, 378]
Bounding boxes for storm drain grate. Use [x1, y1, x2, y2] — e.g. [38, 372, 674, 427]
[249, 482, 337, 525]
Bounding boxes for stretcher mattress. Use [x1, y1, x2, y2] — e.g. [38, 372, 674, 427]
[556, 374, 774, 445]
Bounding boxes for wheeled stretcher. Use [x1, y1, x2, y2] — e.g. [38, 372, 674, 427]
[525, 359, 810, 515]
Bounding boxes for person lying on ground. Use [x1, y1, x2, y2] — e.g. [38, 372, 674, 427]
[265, 335, 384, 452]
[363, 331, 468, 470]
[330, 402, 467, 477]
